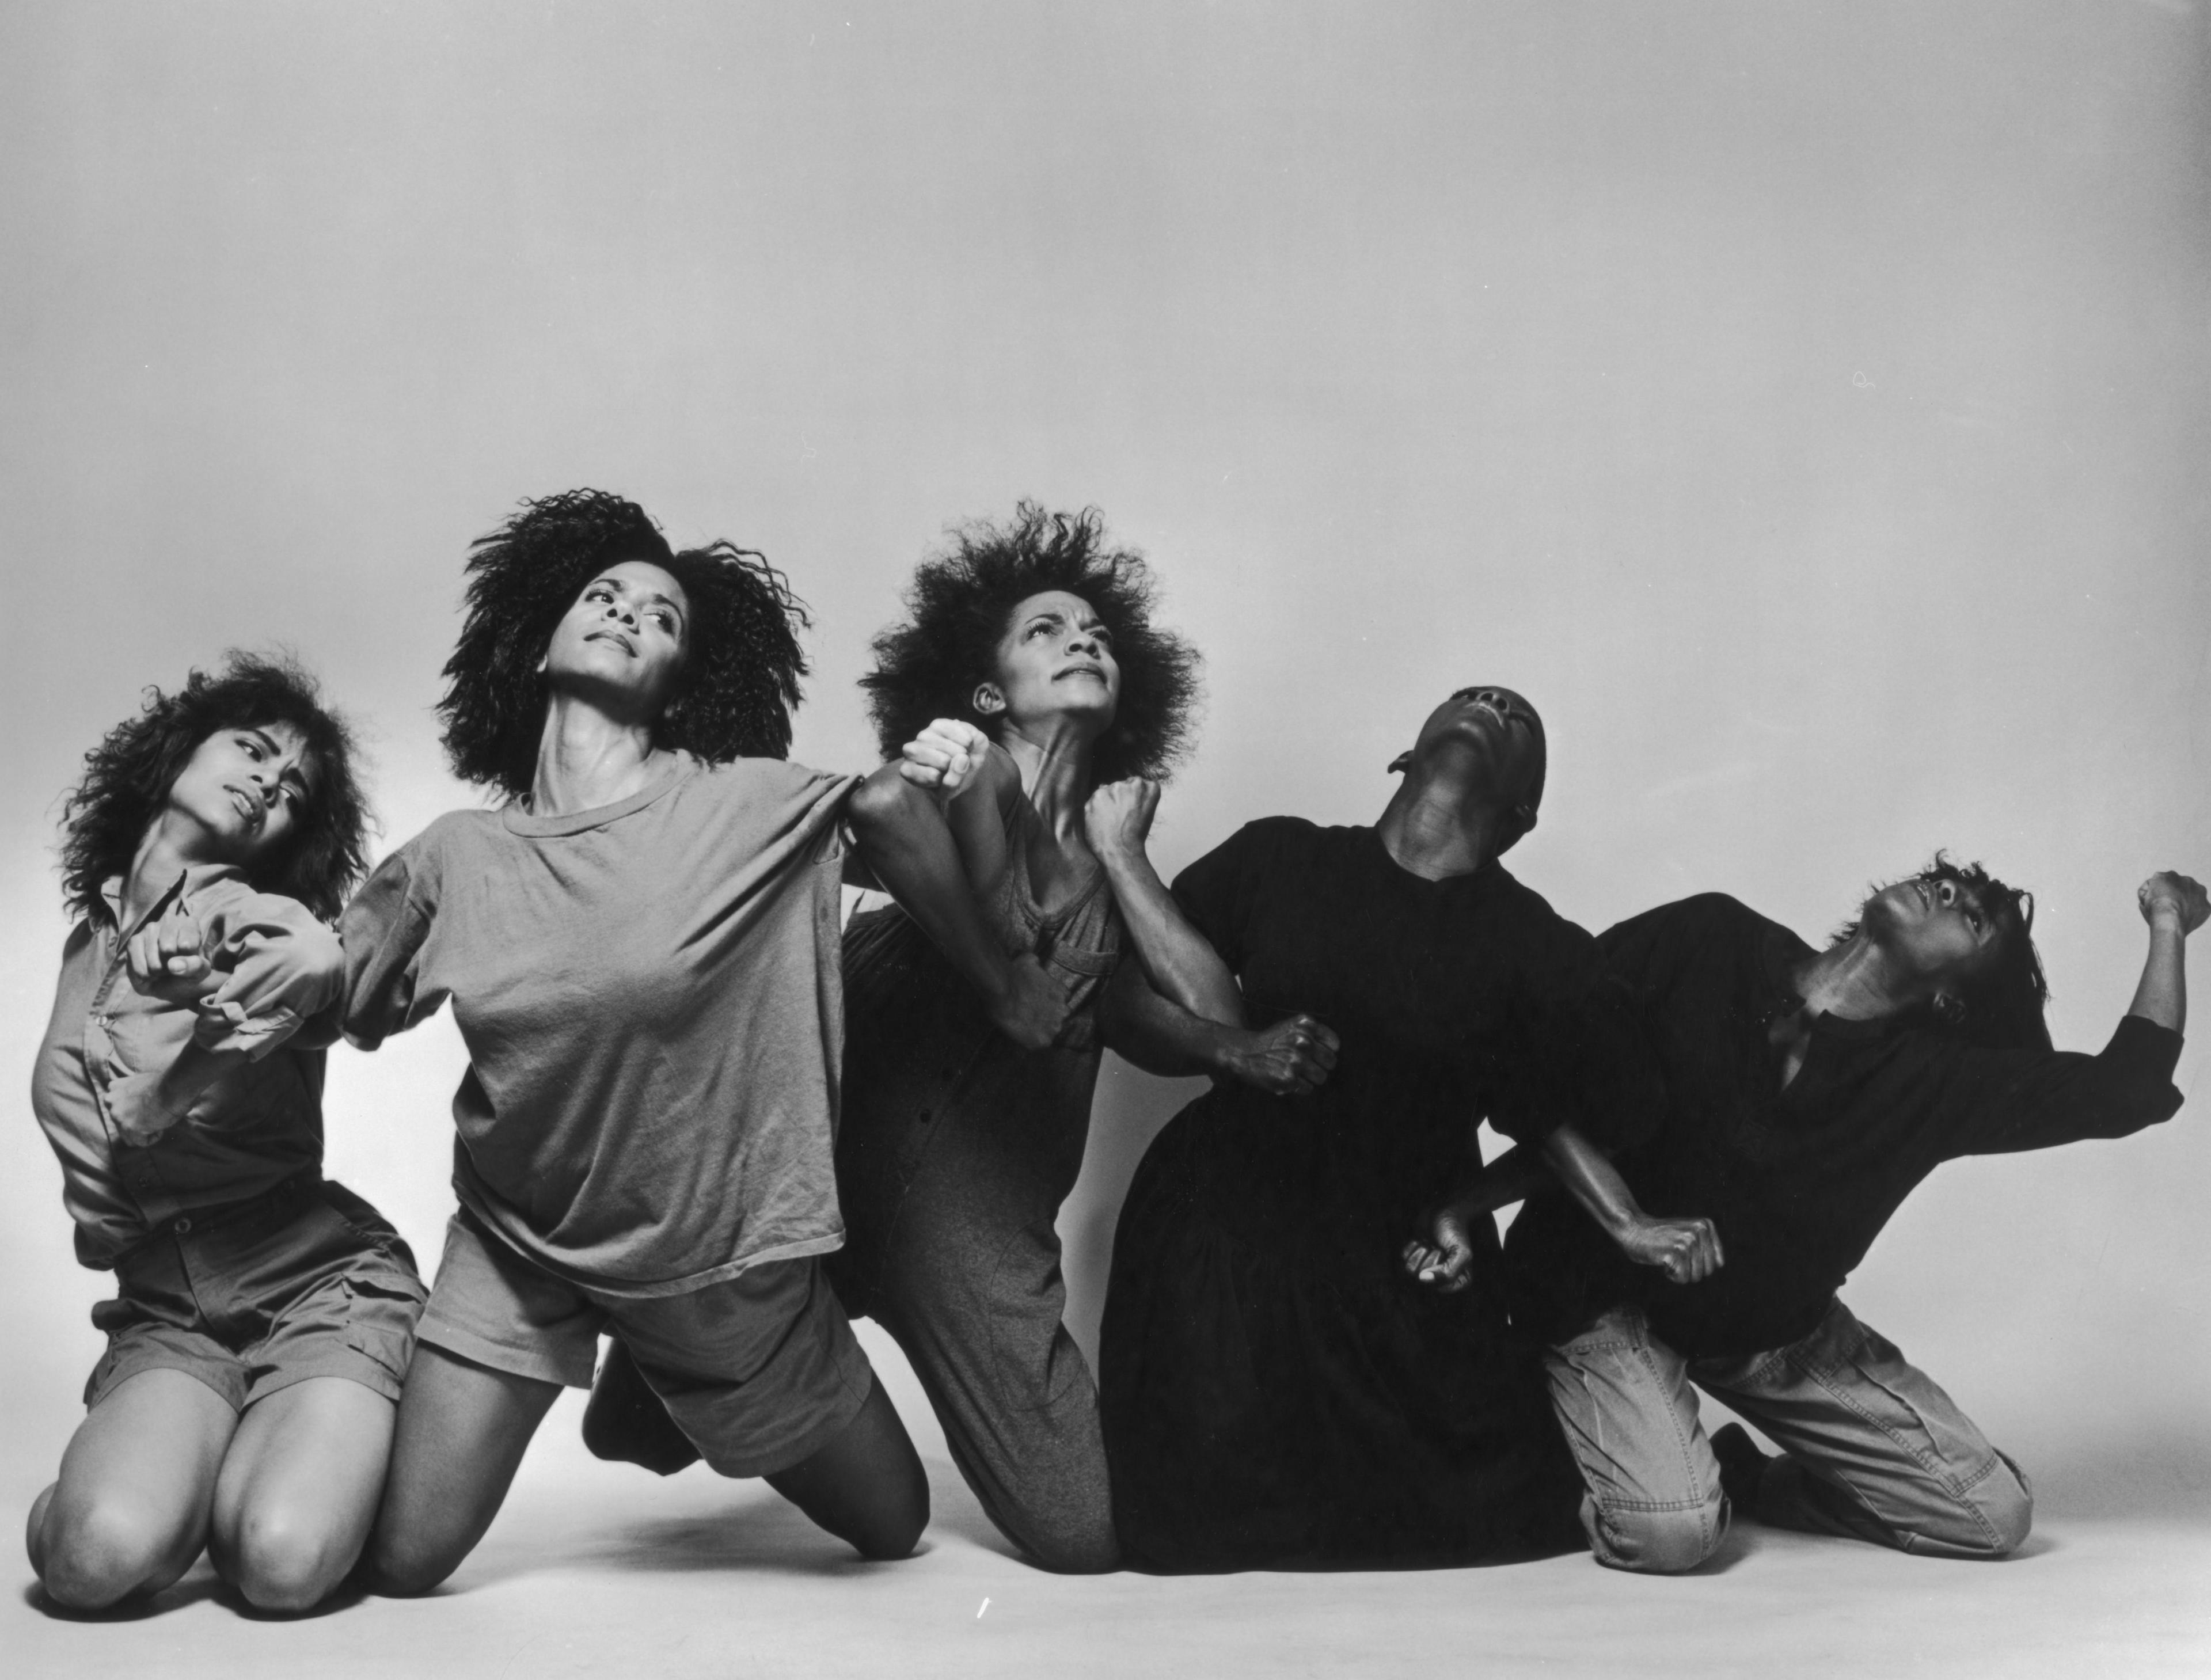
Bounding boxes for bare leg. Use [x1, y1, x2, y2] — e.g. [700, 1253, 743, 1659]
[366, 1344, 560, 1595]
[208, 1377, 396, 1613]
[29, 1369, 237, 1611]
[763, 1375, 929, 1560]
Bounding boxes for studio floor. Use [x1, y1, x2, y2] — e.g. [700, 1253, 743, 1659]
[7, 1330, 2208, 1680]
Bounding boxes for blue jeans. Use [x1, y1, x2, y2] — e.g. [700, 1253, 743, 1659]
[1543, 1300, 2034, 1573]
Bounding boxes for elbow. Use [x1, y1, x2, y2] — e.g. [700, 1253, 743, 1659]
[846, 769, 920, 842]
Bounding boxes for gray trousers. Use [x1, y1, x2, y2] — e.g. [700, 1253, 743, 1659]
[1544, 1301, 2033, 1573]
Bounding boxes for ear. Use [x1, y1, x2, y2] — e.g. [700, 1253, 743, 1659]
[1931, 991, 1967, 1027]
[1511, 804, 1539, 838]
[972, 683, 1006, 717]
[1386, 750, 1412, 775]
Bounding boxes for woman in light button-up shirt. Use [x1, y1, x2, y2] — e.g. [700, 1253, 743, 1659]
[27, 653, 419, 1617]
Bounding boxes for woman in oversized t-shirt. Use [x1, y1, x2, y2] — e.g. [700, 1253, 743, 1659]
[1096, 685, 1665, 1570]
[587, 504, 1332, 1569]
[341, 492, 1067, 1592]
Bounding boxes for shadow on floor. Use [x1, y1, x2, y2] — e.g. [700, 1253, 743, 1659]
[21, 1564, 223, 1622]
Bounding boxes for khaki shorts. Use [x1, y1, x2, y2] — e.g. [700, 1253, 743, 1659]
[419, 1208, 873, 1479]
[86, 1178, 424, 1412]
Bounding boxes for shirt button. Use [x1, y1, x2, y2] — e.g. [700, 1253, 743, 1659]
[173, 1217, 192, 1234]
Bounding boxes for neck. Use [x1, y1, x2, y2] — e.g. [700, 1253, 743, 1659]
[1792, 934, 1924, 1022]
[1374, 767, 1514, 881]
[121, 816, 205, 928]
[996, 715, 1099, 842]
[530, 691, 668, 817]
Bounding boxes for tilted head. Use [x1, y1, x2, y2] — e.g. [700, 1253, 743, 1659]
[1388, 685, 1548, 853]
[860, 502, 1201, 783]
[60, 652, 370, 924]
[1840, 853, 2051, 1050]
[437, 489, 810, 797]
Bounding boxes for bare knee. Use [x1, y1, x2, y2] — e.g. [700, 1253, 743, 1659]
[37, 1497, 196, 1611]
[848, 1464, 930, 1561]
[364, 1520, 464, 1598]
[222, 1506, 359, 1614]
[1591, 1499, 1727, 1576]
[1023, 1526, 1120, 1575]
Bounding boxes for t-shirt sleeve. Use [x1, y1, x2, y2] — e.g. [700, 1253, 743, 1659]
[1168, 820, 1273, 976]
[1929, 1013, 2185, 1157]
[339, 838, 445, 1050]
[182, 879, 345, 1061]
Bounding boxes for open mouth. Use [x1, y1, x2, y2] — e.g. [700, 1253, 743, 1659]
[226, 785, 264, 828]
[1058, 664, 1106, 682]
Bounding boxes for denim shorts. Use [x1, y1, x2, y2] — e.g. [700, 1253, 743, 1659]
[419, 1207, 873, 1479]
[85, 1177, 425, 1412]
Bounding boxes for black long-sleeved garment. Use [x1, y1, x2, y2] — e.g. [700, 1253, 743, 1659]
[1507, 893, 2186, 1359]
[1101, 819, 1662, 1569]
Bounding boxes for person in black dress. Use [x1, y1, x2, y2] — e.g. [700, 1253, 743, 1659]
[1097, 685, 1670, 1571]
[1413, 860, 2204, 1572]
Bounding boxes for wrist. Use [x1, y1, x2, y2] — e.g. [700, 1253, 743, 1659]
[2147, 906, 2187, 937]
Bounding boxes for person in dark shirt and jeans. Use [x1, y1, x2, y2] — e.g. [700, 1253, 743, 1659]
[1407, 856, 2203, 1573]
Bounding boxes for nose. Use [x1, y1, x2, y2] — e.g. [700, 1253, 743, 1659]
[1066, 626, 1100, 655]
[605, 596, 637, 627]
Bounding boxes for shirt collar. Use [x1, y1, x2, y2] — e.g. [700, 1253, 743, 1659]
[101, 860, 249, 936]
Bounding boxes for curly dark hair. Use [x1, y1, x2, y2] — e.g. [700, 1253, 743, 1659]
[860, 503, 1201, 782]
[1834, 853, 2051, 1051]
[435, 489, 811, 796]
[59, 652, 371, 926]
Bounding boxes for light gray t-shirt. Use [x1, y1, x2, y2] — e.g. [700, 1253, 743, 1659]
[342, 754, 855, 1297]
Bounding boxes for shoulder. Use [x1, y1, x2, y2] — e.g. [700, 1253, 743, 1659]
[692, 756, 854, 805]
[356, 807, 500, 899]
[1182, 815, 1323, 879]
[1598, 891, 1804, 990]
[1600, 891, 1771, 949]
[1479, 868, 1602, 971]
[687, 757, 860, 853]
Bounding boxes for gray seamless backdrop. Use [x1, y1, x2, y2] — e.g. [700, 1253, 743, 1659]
[1, 2, 2205, 1525]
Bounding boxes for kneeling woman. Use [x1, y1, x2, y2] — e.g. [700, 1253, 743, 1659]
[343, 492, 1061, 1592]
[1100, 686, 1662, 1570]
[592, 504, 1328, 1568]
[29, 655, 417, 1614]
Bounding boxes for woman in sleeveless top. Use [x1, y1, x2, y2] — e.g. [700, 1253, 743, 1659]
[590, 504, 1334, 1569]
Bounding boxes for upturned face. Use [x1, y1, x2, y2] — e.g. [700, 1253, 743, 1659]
[541, 559, 692, 719]
[977, 590, 1121, 735]
[1407, 685, 1546, 810]
[1860, 871, 2005, 994]
[162, 723, 315, 868]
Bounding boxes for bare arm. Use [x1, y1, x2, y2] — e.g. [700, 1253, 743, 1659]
[1541, 1122, 1723, 1284]
[845, 765, 1069, 1050]
[1084, 778, 1247, 1024]
[1096, 958, 1338, 1094]
[1400, 1143, 1553, 1293]
[2129, 871, 2206, 1033]
[1404, 1123, 1724, 1293]
[889, 719, 1020, 895]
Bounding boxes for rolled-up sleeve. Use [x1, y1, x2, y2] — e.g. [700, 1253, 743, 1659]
[1947, 1014, 2185, 1156]
[187, 885, 345, 1061]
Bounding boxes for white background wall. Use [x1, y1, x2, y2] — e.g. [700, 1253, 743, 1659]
[2, 2, 2204, 1517]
